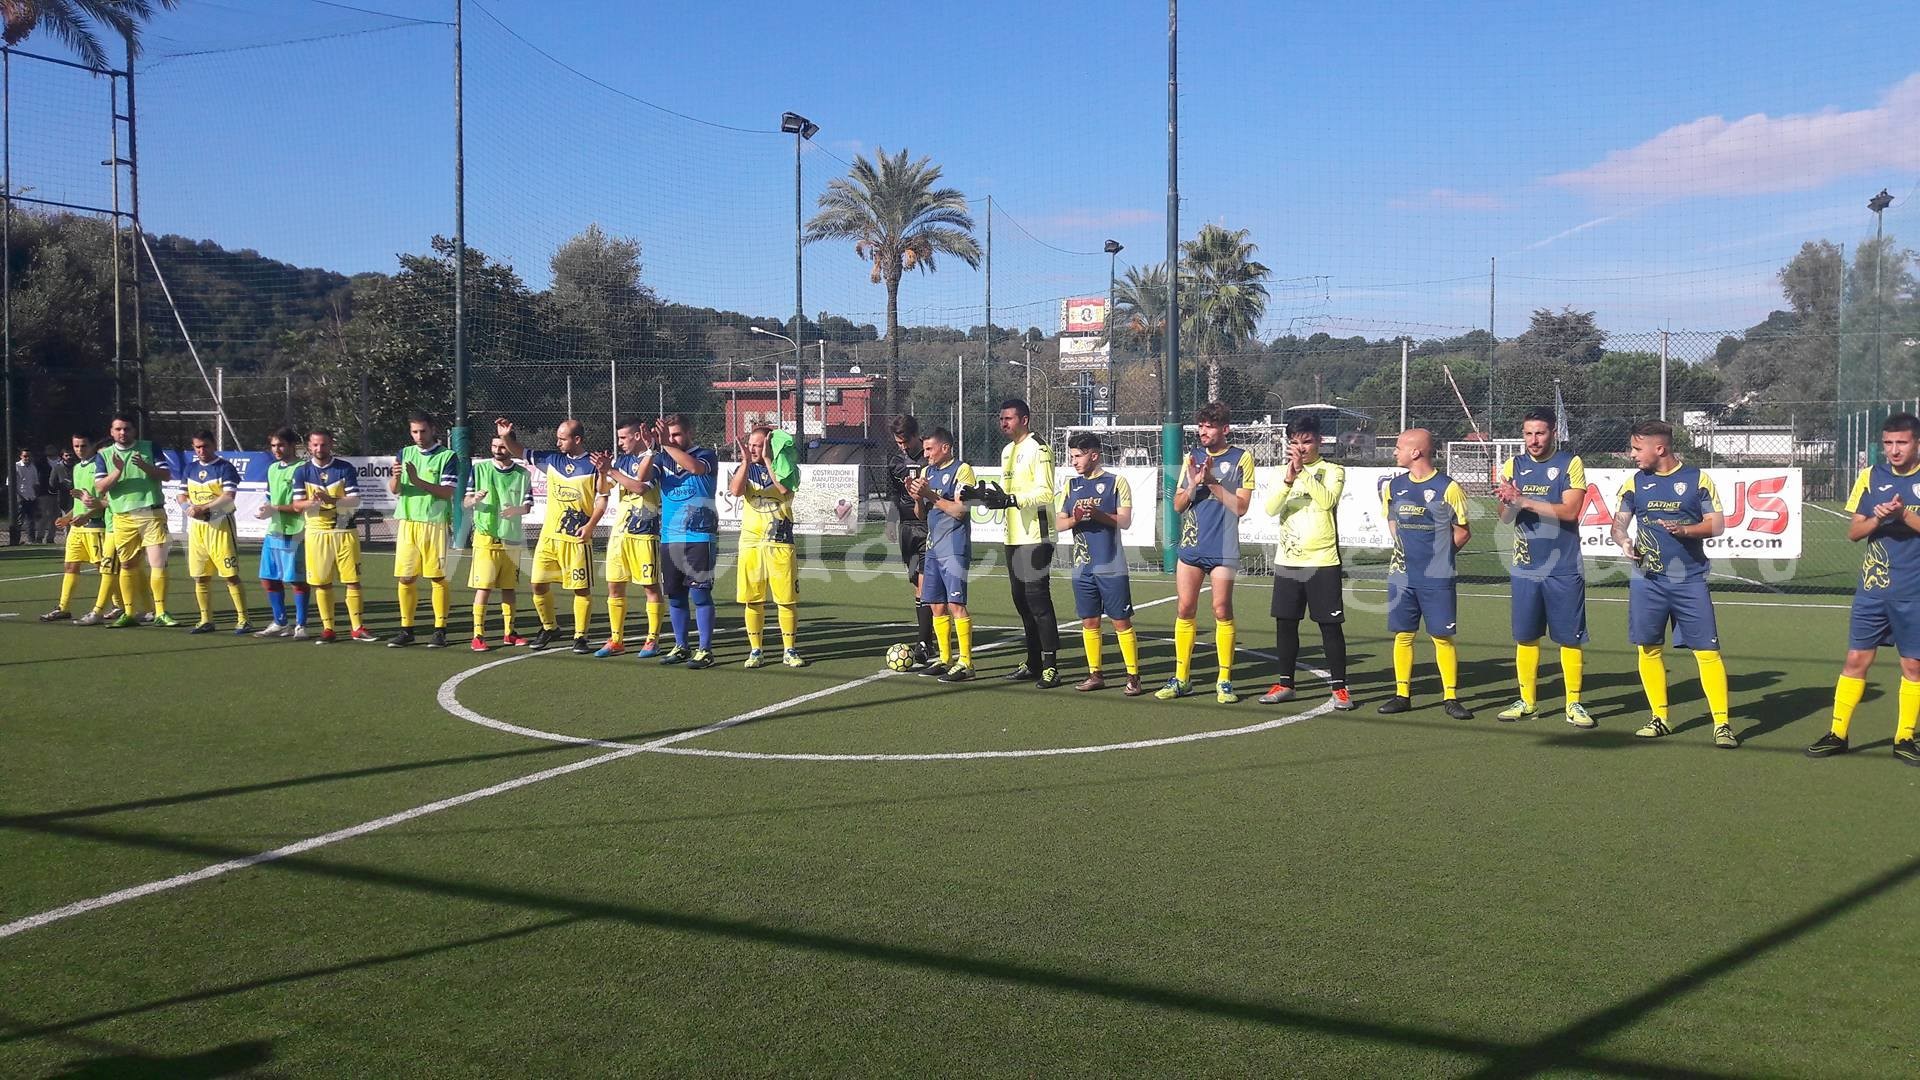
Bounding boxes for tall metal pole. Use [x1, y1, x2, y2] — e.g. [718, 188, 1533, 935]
[2, 50, 12, 543]
[109, 72, 123, 417]
[125, 35, 143, 425]
[1874, 202, 1886, 404]
[955, 353, 965, 461]
[451, 0, 470, 533]
[1659, 328, 1669, 421]
[1399, 336, 1409, 431]
[1107, 247, 1117, 423]
[1486, 256, 1495, 435]
[1161, 0, 1181, 572]
[792, 125, 805, 457]
[984, 196, 993, 432]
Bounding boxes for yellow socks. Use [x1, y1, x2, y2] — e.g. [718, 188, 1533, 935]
[501, 601, 516, 637]
[1638, 645, 1668, 719]
[777, 604, 798, 651]
[1174, 617, 1197, 683]
[533, 590, 557, 631]
[345, 587, 365, 631]
[397, 580, 418, 628]
[1116, 626, 1139, 675]
[1561, 645, 1583, 704]
[1216, 619, 1236, 683]
[647, 600, 666, 641]
[1434, 636, 1459, 698]
[119, 567, 149, 615]
[744, 604, 766, 650]
[1393, 631, 1416, 696]
[92, 571, 115, 615]
[956, 615, 973, 666]
[315, 584, 335, 631]
[1515, 641, 1540, 706]
[148, 567, 169, 615]
[226, 580, 247, 621]
[1082, 627, 1103, 673]
[572, 594, 591, 638]
[933, 614, 953, 666]
[430, 579, 449, 628]
[473, 599, 488, 639]
[194, 580, 213, 623]
[1831, 675, 1866, 738]
[59, 572, 79, 613]
[1696, 650, 1729, 725]
[1899, 679, 1920, 743]
[608, 593, 629, 643]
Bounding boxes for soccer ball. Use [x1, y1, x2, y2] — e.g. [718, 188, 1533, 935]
[885, 642, 916, 672]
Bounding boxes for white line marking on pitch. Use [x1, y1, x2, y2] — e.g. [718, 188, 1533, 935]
[1805, 502, 1851, 520]
[0, 571, 67, 582]
[0, 665, 896, 942]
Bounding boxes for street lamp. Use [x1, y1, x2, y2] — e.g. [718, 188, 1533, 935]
[1871, 188, 1894, 401]
[1104, 240, 1123, 426]
[751, 325, 799, 442]
[781, 111, 819, 458]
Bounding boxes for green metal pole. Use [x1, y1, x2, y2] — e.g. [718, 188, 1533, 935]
[451, 0, 470, 536]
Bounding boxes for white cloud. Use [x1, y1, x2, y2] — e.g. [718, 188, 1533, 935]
[1516, 213, 1628, 253]
[1548, 72, 1920, 198]
[1389, 187, 1507, 211]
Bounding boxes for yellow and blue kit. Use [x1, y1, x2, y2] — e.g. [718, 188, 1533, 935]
[1617, 464, 1721, 649]
[1383, 469, 1469, 635]
[1064, 470, 1132, 621]
[1502, 450, 1588, 646]
[183, 457, 242, 579]
[1845, 463, 1920, 658]
[1178, 445, 1256, 570]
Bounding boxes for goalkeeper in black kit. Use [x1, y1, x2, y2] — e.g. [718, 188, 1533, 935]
[887, 415, 940, 672]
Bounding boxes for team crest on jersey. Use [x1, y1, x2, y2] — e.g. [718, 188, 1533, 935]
[1547, 467, 1559, 480]
[1423, 489, 1436, 503]
[1673, 482, 1688, 495]
[1096, 482, 1107, 494]
[1909, 482, 1920, 500]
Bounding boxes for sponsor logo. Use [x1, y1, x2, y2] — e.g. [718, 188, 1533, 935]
[1328, 609, 1342, 617]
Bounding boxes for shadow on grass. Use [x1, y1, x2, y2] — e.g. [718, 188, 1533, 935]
[3, 810, 1796, 1080]
[39, 1039, 273, 1079]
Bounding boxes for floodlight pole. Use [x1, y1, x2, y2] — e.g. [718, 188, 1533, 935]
[1871, 189, 1892, 403]
[125, 34, 143, 428]
[984, 196, 992, 433]
[2, 49, 12, 544]
[1161, 0, 1180, 573]
[783, 111, 817, 460]
[452, 0, 470, 535]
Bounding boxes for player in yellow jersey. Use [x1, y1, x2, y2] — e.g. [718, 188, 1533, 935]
[93, 414, 176, 627]
[595, 419, 667, 658]
[527, 418, 607, 653]
[729, 424, 806, 668]
[387, 412, 458, 649]
[177, 430, 251, 634]
[290, 429, 374, 643]
[41, 432, 121, 625]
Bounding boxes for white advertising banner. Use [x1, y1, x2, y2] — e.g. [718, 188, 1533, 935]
[715, 463, 862, 536]
[1236, 466, 1401, 551]
[1579, 467, 1801, 559]
[965, 466, 1159, 548]
[164, 454, 398, 541]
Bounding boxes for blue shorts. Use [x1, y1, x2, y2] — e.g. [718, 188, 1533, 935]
[1848, 590, 1920, 658]
[1072, 570, 1134, 621]
[1627, 574, 1720, 650]
[1178, 553, 1237, 574]
[919, 552, 969, 606]
[1387, 580, 1458, 636]
[259, 533, 305, 583]
[1511, 574, 1589, 647]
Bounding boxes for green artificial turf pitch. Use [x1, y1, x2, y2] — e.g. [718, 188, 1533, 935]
[1, 540, 1917, 1078]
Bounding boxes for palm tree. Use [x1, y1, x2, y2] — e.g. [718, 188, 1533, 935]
[804, 148, 980, 417]
[3, 0, 180, 70]
[1180, 223, 1269, 400]
[1111, 263, 1171, 358]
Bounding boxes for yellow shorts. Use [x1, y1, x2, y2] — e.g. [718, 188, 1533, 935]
[64, 527, 106, 567]
[394, 519, 450, 579]
[187, 519, 240, 579]
[468, 534, 522, 591]
[606, 533, 658, 586]
[108, 507, 169, 564]
[532, 536, 592, 590]
[737, 543, 798, 606]
[304, 528, 362, 586]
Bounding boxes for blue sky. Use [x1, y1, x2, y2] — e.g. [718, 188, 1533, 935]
[13, 0, 1920, 340]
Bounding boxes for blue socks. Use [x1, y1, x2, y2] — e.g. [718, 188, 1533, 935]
[292, 586, 309, 627]
[692, 587, 714, 649]
[669, 594, 690, 646]
[266, 583, 287, 625]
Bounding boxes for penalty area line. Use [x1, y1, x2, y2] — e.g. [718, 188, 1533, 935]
[0, 666, 896, 943]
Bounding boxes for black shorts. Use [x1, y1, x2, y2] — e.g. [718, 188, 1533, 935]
[899, 521, 927, 586]
[1271, 564, 1344, 623]
[660, 540, 716, 596]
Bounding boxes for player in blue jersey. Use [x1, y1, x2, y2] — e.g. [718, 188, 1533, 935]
[638, 413, 720, 669]
[1057, 433, 1143, 695]
[1809, 412, 1920, 764]
[1609, 419, 1736, 748]
[1494, 407, 1594, 728]
[906, 427, 978, 682]
[177, 430, 251, 634]
[1160, 402, 1256, 703]
[1379, 429, 1474, 719]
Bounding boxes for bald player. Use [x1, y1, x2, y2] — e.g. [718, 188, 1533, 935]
[1379, 429, 1473, 718]
[528, 419, 607, 653]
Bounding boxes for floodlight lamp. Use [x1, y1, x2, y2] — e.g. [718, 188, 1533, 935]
[1869, 189, 1894, 214]
[781, 112, 819, 139]
[1104, 239, 1124, 254]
